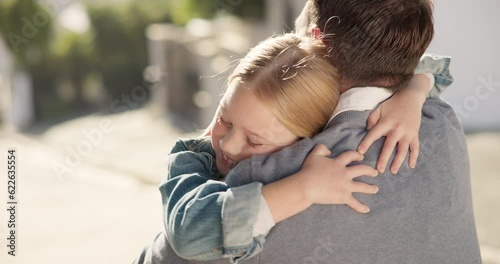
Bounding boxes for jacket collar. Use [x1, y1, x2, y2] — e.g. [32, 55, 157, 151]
[326, 87, 394, 127]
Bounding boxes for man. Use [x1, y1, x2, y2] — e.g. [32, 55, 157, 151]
[135, 0, 481, 263]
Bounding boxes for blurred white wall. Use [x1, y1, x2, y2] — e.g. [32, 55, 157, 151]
[428, 0, 500, 132]
[0, 37, 12, 127]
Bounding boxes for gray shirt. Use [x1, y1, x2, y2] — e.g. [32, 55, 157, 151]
[223, 95, 481, 264]
[134, 94, 481, 264]
[134, 54, 480, 263]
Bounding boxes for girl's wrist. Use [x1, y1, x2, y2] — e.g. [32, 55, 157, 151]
[292, 171, 316, 206]
[262, 172, 313, 223]
[395, 74, 429, 107]
[408, 74, 432, 98]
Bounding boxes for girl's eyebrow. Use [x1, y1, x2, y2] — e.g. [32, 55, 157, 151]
[247, 130, 270, 143]
[220, 104, 273, 143]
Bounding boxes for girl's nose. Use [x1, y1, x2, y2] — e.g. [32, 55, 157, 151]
[219, 130, 243, 158]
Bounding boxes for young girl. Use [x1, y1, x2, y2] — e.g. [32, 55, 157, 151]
[160, 34, 446, 263]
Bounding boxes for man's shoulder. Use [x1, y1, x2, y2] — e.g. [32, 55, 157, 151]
[316, 96, 463, 144]
[313, 110, 371, 153]
[312, 96, 466, 168]
[420, 97, 465, 137]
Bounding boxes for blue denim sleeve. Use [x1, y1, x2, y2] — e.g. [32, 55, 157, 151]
[415, 53, 454, 98]
[222, 185, 268, 263]
[160, 140, 264, 263]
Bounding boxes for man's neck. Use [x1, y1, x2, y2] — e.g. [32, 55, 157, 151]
[325, 86, 394, 128]
[339, 79, 352, 94]
[339, 78, 398, 93]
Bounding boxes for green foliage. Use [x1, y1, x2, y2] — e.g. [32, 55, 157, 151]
[87, 1, 170, 103]
[27, 32, 91, 120]
[52, 31, 95, 80]
[0, 0, 52, 66]
[169, 0, 265, 25]
[0, 0, 266, 120]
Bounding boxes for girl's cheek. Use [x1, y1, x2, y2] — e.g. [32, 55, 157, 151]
[212, 122, 226, 139]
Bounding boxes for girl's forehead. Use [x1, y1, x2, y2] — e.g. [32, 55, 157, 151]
[221, 82, 250, 113]
[220, 82, 296, 145]
[221, 80, 247, 105]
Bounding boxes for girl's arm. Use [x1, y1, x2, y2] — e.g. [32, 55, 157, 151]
[161, 143, 263, 261]
[357, 54, 454, 174]
[163, 141, 378, 262]
[262, 145, 379, 223]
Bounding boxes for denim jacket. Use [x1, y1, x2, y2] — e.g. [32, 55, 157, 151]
[415, 53, 453, 98]
[160, 138, 266, 263]
[160, 53, 454, 263]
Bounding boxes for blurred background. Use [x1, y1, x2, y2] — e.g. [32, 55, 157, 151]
[0, 0, 499, 263]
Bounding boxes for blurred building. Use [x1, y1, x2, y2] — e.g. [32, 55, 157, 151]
[0, 37, 11, 127]
[146, 0, 500, 132]
[145, 0, 307, 131]
[0, 36, 35, 131]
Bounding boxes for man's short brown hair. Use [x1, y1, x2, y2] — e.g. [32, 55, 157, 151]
[308, 0, 434, 91]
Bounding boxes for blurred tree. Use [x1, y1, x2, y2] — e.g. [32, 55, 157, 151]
[54, 31, 95, 106]
[27, 30, 96, 120]
[0, 0, 54, 124]
[0, 0, 52, 68]
[87, 1, 171, 106]
[1, 0, 265, 121]
[169, 0, 265, 25]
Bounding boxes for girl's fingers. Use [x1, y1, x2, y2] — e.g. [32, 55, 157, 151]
[366, 107, 381, 131]
[358, 124, 388, 155]
[376, 135, 398, 173]
[390, 140, 410, 174]
[346, 164, 378, 179]
[336, 150, 364, 165]
[346, 196, 370, 214]
[409, 139, 420, 169]
[351, 181, 379, 195]
[310, 144, 331, 157]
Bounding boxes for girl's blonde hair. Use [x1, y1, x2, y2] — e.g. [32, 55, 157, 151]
[228, 33, 340, 138]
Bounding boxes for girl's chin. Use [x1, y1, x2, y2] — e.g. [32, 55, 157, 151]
[219, 168, 229, 176]
[216, 160, 229, 176]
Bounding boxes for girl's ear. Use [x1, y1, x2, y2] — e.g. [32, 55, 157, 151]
[311, 27, 322, 40]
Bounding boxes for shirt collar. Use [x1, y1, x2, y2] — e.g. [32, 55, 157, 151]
[326, 87, 394, 127]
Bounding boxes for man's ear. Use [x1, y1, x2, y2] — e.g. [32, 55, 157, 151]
[311, 27, 322, 39]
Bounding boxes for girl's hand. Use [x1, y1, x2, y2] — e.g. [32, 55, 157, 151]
[299, 145, 379, 213]
[357, 74, 431, 174]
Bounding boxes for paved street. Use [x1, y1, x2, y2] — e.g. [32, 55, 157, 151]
[0, 108, 499, 264]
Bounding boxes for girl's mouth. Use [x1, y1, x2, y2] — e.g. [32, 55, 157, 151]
[221, 152, 237, 170]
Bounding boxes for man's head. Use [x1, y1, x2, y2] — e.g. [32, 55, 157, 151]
[295, 0, 434, 91]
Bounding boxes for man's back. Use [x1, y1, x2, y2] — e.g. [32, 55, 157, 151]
[226, 96, 481, 263]
[134, 96, 481, 264]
